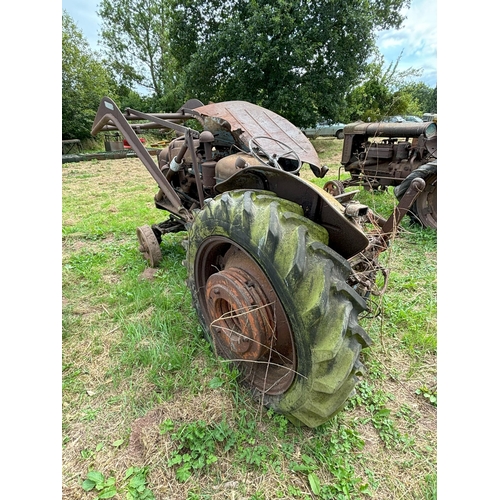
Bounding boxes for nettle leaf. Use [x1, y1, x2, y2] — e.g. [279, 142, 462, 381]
[308, 472, 321, 495]
[82, 479, 96, 491]
[98, 486, 118, 499]
[289, 461, 310, 473]
[104, 477, 116, 487]
[209, 377, 224, 388]
[129, 475, 146, 488]
[141, 490, 155, 500]
[87, 471, 105, 485]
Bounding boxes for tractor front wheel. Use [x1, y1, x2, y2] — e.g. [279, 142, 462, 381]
[185, 190, 371, 428]
[137, 225, 162, 267]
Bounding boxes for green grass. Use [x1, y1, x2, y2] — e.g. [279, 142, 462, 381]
[62, 148, 436, 500]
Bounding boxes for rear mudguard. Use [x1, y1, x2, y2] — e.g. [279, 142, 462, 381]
[214, 166, 368, 259]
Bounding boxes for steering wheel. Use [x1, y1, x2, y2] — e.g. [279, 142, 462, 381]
[248, 136, 302, 174]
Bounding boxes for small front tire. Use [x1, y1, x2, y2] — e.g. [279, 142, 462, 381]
[137, 225, 162, 267]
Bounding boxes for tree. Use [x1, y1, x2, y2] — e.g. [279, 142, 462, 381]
[97, 0, 184, 110]
[96, 0, 410, 126]
[168, 0, 411, 127]
[399, 81, 437, 114]
[62, 11, 117, 139]
[344, 52, 425, 122]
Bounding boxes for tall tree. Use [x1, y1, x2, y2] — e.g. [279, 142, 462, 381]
[97, 0, 410, 124]
[344, 52, 422, 121]
[97, 0, 182, 110]
[399, 81, 437, 114]
[62, 11, 116, 139]
[169, 0, 410, 127]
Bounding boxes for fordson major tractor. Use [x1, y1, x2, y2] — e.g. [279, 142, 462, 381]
[92, 97, 429, 428]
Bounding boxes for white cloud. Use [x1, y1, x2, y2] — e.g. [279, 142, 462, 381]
[377, 0, 437, 86]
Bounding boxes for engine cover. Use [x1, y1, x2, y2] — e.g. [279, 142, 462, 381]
[214, 153, 264, 182]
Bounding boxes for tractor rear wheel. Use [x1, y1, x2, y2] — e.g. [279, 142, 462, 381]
[414, 171, 437, 229]
[394, 163, 437, 229]
[185, 190, 371, 428]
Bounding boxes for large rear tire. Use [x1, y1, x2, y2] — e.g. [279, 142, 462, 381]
[394, 163, 437, 229]
[185, 190, 371, 428]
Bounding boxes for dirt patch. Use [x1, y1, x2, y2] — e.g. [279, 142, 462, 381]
[139, 267, 158, 281]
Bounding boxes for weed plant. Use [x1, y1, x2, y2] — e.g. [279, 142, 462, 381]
[62, 142, 436, 499]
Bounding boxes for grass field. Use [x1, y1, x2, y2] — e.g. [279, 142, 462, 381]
[62, 137, 437, 499]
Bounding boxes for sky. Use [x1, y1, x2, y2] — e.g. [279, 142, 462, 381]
[62, 0, 437, 88]
[375, 0, 437, 88]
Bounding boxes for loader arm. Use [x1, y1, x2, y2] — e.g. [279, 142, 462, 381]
[91, 97, 194, 221]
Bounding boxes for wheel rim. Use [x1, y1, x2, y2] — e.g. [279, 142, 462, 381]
[415, 174, 437, 229]
[323, 180, 345, 196]
[136, 225, 162, 267]
[194, 236, 296, 395]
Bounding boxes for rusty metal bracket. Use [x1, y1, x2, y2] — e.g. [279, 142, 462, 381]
[185, 128, 206, 209]
[121, 107, 196, 137]
[381, 177, 426, 234]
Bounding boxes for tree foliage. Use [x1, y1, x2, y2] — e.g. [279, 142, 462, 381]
[96, 0, 410, 126]
[344, 52, 436, 121]
[97, 0, 184, 110]
[345, 52, 417, 121]
[399, 81, 437, 114]
[169, 0, 411, 127]
[62, 11, 117, 139]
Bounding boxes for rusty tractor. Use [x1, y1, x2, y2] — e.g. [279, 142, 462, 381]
[333, 121, 437, 229]
[92, 97, 426, 428]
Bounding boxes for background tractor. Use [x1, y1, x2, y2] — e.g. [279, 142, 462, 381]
[92, 97, 426, 428]
[336, 121, 437, 229]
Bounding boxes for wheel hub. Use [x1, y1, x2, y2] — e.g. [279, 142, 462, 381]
[323, 180, 345, 197]
[206, 267, 275, 360]
[195, 237, 296, 395]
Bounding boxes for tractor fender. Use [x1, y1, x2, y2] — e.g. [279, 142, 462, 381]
[214, 166, 368, 259]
